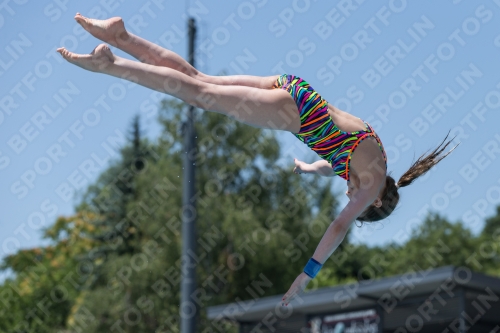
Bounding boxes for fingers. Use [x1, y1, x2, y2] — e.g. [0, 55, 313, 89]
[282, 289, 297, 306]
[282, 283, 300, 306]
[283, 273, 312, 306]
[282, 294, 290, 306]
[293, 158, 303, 175]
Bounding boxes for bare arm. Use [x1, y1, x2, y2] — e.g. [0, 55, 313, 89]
[311, 182, 381, 263]
[294, 159, 335, 177]
[281, 186, 381, 305]
[311, 217, 351, 264]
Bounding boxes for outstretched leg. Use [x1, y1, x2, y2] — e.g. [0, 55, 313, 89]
[74, 13, 278, 89]
[57, 44, 301, 132]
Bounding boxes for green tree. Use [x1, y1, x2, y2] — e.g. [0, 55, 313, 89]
[383, 213, 477, 275]
[2, 99, 339, 332]
[477, 205, 500, 275]
[0, 213, 99, 332]
[10, 99, 500, 332]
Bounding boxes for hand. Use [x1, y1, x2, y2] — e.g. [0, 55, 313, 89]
[282, 272, 312, 306]
[293, 158, 307, 175]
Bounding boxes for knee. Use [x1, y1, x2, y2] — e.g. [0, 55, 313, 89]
[196, 72, 224, 85]
[187, 84, 218, 110]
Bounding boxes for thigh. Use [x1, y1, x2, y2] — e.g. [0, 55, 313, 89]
[198, 73, 280, 89]
[202, 83, 301, 133]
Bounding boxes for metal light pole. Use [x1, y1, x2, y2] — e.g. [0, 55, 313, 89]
[180, 17, 197, 333]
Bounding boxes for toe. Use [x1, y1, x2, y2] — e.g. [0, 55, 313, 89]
[61, 50, 71, 59]
[74, 13, 88, 25]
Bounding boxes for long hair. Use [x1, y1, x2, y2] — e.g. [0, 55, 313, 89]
[357, 132, 459, 222]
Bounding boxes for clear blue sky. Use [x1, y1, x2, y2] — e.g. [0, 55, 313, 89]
[1, 1, 500, 271]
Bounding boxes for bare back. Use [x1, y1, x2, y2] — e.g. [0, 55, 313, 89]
[327, 105, 367, 133]
[328, 104, 387, 185]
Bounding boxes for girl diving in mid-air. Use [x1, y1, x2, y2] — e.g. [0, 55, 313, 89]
[58, 14, 457, 306]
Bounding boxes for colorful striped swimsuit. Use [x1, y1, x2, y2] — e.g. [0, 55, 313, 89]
[273, 74, 387, 181]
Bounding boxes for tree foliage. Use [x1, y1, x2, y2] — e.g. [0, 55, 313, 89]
[1, 100, 499, 332]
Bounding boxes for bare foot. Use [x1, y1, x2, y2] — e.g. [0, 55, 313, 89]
[57, 44, 114, 72]
[74, 13, 129, 46]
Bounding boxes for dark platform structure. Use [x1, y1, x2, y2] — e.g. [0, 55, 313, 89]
[207, 266, 500, 333]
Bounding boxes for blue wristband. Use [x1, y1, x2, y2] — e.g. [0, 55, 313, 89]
[303, 258, 323, 278]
